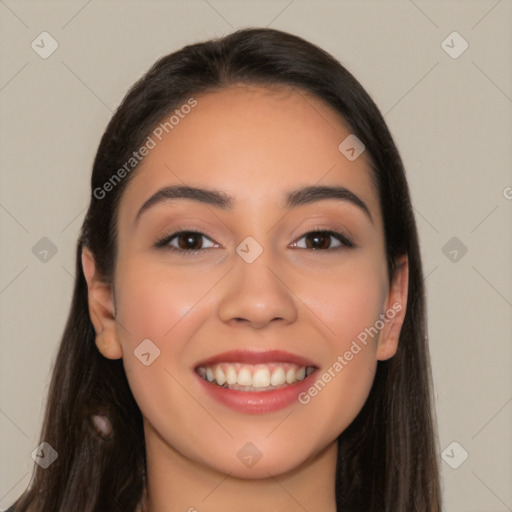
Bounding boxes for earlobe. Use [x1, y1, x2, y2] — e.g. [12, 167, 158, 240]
[95, 330, 123, 360]
[81, 246, 123, 360]
[376, 254, 409, 361]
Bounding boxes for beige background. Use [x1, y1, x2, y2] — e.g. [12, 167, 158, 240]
[1, 1, 511, 510]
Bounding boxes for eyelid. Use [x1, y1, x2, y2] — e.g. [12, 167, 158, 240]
[296, 220, 355, 243]
[290, 228, 355, 249]
[153, 228, 219, 251]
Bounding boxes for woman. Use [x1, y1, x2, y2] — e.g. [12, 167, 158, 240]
[8, 28, 441, 511]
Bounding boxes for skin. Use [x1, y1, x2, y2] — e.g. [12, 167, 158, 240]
[82, 84, 408, 512]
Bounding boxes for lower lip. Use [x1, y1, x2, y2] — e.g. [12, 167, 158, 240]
[194, 371, 317, 414]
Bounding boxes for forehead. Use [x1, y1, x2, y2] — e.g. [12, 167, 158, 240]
[118, 84, 381, 225]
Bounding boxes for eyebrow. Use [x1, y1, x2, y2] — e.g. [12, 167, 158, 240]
[134, 184, 373, 225]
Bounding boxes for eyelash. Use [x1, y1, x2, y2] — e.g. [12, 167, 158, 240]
[154, 228, 356, 256]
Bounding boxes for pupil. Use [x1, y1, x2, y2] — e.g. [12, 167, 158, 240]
[180, 232, 200, 250]
[308, 232, 329, 249]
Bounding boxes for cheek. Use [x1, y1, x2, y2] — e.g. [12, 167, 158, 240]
[113, 258, 218, 344]
[112, 259, 211, 403]
[293, 256, 386, 420]
[113, 260, 219, 445]
[302, 255, 387, 352]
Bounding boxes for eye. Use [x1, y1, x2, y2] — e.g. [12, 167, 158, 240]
[155, 230, 217, 253]
[154, 228, 355, 255]
[291, 230, 354, 250]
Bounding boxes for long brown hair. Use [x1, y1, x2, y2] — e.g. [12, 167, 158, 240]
[11, 28, 441, 511]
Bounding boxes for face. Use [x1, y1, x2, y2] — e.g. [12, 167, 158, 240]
[85, 84, 408, 479]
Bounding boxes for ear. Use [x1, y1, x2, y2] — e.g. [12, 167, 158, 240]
[376, 254, 409, 361]
[81, 246, 122, 360]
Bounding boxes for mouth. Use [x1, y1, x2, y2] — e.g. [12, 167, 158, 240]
[196, 362, 316, 392]
[193, 350, 319, 413]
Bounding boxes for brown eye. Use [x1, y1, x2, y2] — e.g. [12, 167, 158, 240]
[155, 231, 216, 252]
[304, 232, 331, 249]
[293, 230, 354, 250]
[174, 232, 204, 250]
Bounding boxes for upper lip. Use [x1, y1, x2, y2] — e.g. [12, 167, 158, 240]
[195, 350, 318, 369]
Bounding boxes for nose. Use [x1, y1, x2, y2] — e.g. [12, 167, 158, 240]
[217, 250, 299, 330]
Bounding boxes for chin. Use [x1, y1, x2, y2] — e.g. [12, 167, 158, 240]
[200, 440, 322, 480]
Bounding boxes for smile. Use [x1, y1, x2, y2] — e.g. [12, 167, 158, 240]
[196, 362, 316, 391]
[194, 349, 319, 413]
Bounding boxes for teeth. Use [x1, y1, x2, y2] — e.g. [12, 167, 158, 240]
[270, 367, 286, 386]
[253, 368, 271, 388]
[215, 366, 226, 386]
[225, 365, 238, 385]
[285, 368, 296, 384]
[197, 362, 314, 391]
[237, 367, 252, 386]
